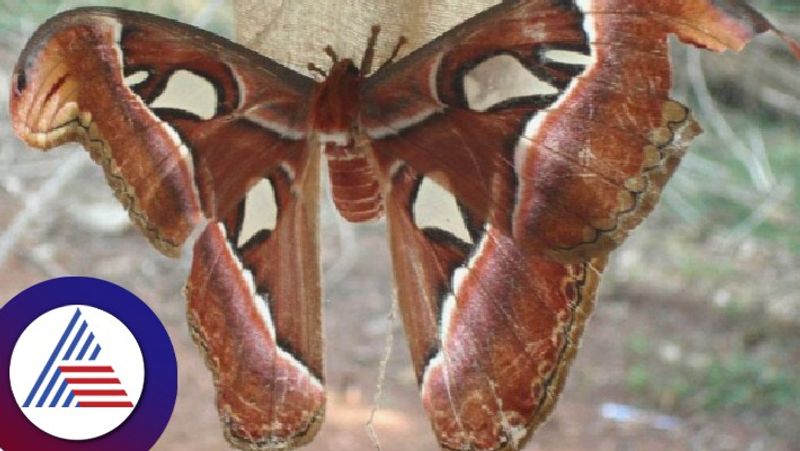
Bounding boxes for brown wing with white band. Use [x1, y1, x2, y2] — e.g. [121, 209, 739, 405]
[10, 8, 325, 449]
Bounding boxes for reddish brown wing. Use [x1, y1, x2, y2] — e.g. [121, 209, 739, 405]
[186, 153, 323, 449]
[9, 8, 324, 449]
[10, 7, 313, 255]
[361, 0, 793, 449]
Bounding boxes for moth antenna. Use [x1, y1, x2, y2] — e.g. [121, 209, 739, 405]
[307, 62, 328, 79]
[323, 45, 339, 64]
[382, 35, 408, 69]
[361, 24, 381, 75]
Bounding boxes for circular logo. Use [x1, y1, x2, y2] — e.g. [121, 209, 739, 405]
[9, 305, 146, 440]
[0, 277, 177, 451]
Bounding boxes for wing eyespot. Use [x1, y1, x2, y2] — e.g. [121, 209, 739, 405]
[123, 69, 149, 87]
[236, 177, 279, 249]
[462, 54, 559, 112]
[149, 69, 218, 120]
[412, 177, 474, 246]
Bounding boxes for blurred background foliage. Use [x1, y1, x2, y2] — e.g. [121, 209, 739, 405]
[0, 1, 797, 450]
[611, 1, 800, 443]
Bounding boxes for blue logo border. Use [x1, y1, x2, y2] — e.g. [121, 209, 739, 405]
[0, 276, 178, 451]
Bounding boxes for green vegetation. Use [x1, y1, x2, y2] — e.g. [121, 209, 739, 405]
[627, 351, 800, 421]
[625, 321, 800, 438]
[672, 118, 800, 253]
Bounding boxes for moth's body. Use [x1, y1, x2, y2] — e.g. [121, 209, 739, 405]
[309, 59, 384, 222]
[9, 2, 797, 451]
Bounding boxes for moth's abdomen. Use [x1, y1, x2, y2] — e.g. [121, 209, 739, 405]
[324, 141, 383, 222]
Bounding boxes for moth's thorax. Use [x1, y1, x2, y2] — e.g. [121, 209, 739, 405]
[309, 59, 361, 145]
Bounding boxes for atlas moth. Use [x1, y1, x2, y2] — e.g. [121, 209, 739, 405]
[9, 0, 799, 449]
